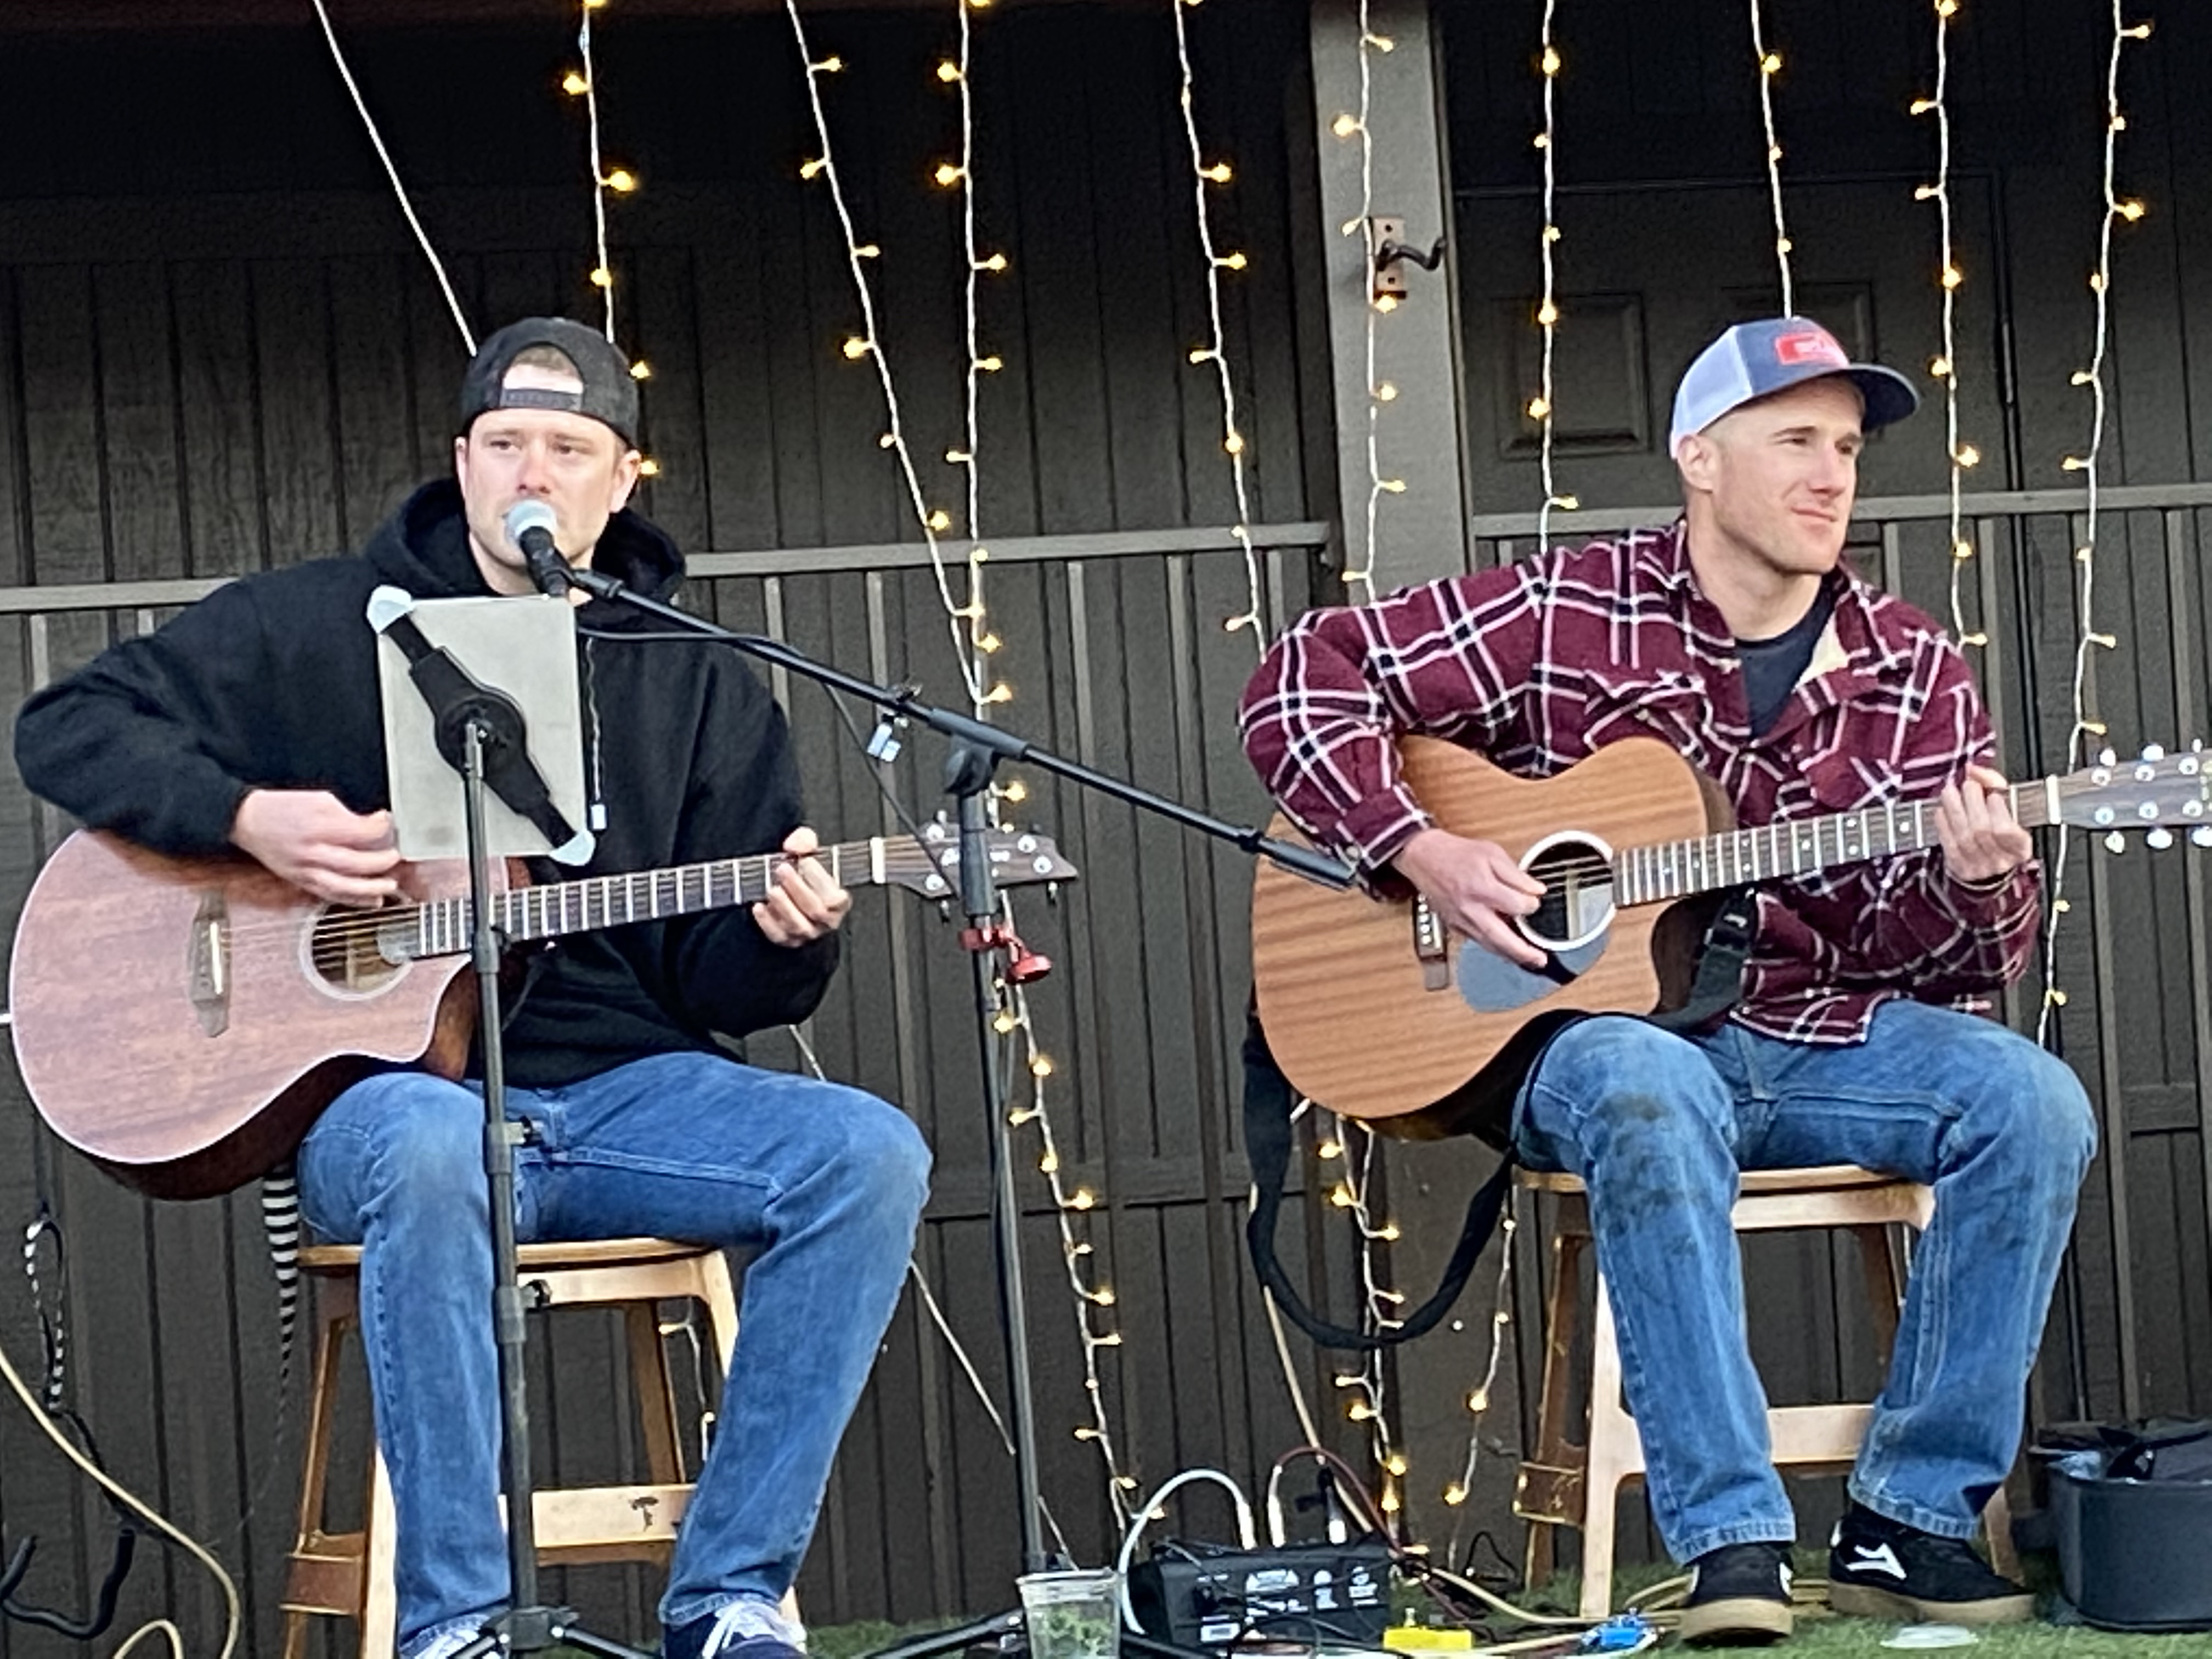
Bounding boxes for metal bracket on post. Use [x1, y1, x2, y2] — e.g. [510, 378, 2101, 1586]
[1369, 215, 1447, 303]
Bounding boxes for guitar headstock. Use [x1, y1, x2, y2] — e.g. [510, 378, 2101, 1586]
[885, 821, 1081, 899]
[2056, 742, 2212, 850]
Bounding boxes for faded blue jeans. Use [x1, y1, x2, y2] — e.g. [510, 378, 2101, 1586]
[1513, 1001, 2095, 1564]
[296, 1050, 931, 1657]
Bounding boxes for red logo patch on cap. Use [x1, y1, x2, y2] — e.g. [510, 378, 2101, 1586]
[1774, 329, 1848, 368]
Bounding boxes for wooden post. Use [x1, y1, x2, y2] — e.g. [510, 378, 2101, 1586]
[1308, 0, 1471, 591]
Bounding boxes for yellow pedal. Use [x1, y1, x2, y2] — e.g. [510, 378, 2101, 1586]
[1383, 1626, 1475, 1652]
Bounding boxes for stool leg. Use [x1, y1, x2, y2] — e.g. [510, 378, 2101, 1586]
[1577, 1275, 1632, 1622]
[1853, 1225, 1904, 1365]
[283, 1306, 353, 1659]
[627, 1300, 683, 1486]
[363, 1444, 399, 1659]
[1519, 1223, 1584, 1594]
[1982, 1483, 2018, 1581]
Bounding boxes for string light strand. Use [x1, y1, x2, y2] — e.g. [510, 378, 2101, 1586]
[1914, 0, 1985, 647]
[2039, 4, 2153, 1046]
[1532, 0, 1577, 546]
[785, 1, 986, 705]
[943, 0, 1139, 1516]
[1442, 1211, 1516, 1535]
[1005, 995, 1139, 1521]
[1320, 1117, 1408, 1525]
[1748, 0, 1795, 315]
[1330, 1, 1401, 598]
[1172, 0, 1266, 644]
[577, 1, 621, 342]
[308, 0, 474, 353]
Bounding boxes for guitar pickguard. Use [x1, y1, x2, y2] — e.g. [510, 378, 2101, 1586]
[1456, 930, 1610, 1013]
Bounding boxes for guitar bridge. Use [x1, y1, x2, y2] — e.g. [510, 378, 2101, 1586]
[187, 889, 230, 1038]
[1412, 898, 1451, 992]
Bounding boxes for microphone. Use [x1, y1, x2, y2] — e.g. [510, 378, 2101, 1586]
[503, 500, 569, 596]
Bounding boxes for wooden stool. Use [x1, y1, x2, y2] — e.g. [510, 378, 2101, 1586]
[281, 1238, 740, 1659]
[1512, 1165, 2016, 1618]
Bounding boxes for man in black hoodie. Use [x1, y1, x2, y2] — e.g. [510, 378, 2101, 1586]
[15, 319, 931, 1659]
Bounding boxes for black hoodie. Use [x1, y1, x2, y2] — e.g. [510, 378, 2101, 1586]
[14, 481, 840, 1087]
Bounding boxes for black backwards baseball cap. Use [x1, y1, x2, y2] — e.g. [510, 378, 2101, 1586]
[1669, 316, 1918, 458]
[458, 317, 641, 449]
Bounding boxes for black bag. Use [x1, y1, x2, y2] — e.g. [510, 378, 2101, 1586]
[2053, 1420, 2212, 1632]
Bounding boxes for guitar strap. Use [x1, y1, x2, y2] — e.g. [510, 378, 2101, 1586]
[1243, 884, 1760, 1352]
[380, 611, 583, 853]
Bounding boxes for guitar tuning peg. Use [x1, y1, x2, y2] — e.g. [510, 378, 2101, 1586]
[2194, 826, 2212, 849]
[2099, 747, 2118, 768]
[2104, 831, 2127, 854]
[2141, 743, 2166, 762]
[2147, 827, 2175, 851]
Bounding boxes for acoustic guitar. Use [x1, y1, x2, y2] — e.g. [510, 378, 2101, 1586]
[10, 823, 1077, 1200]
[1251, 735, 2208, 1132]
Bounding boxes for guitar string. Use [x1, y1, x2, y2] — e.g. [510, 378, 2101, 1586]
[198, 844, 963, 951]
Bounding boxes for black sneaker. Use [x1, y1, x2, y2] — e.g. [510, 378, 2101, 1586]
[1679, 1541, 1795, 1645]
[1826, 1503, 2034, 1625]
[662, 1602, 806, 1659]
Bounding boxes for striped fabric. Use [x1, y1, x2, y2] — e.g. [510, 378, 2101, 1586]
[1238, 521, 2041, 1045]
[260, 1164, 302, 1386]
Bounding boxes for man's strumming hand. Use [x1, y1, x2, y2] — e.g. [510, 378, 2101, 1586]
[1392, 827, 1549, 970]
[232, 789, 402, 906]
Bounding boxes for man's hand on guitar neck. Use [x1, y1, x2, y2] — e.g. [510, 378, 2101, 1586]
[232, 789, 403, 906]
[1393, 827, 1550, 970]
[752, 825, 853, 947]
[1936, 764, 2033, 889]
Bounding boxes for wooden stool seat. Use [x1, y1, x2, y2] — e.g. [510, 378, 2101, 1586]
[280, 1237, 738, 1659]
[1512, 1164, 2013, 1618]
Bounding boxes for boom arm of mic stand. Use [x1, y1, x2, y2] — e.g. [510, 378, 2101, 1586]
[562, 566, 1357, 890]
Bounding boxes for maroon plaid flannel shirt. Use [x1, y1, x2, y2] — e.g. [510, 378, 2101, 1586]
[1239, 522, 2042, 1044]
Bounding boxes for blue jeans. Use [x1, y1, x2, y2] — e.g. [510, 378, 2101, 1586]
[296, 1049, 931, 1656]
[1513, 1001, 2095, 1563]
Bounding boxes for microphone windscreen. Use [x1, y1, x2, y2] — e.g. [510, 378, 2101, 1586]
[504, 499, 559, 545]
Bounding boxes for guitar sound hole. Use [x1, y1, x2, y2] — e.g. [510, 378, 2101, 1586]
[309, 907, 405, 995]
[1521, 834, 1615, 953]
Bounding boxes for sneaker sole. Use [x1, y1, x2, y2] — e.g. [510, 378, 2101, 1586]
[1828, 1582, 2035, 1625]
[1679, 1595, 1794, 1645]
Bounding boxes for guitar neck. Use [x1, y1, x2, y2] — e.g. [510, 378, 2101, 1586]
[1615, 779, 2058, 906]
[399, 836, 926, 957]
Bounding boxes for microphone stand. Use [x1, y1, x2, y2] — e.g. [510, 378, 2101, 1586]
[554, 560, 1348, 1638]
[395, 626, 649, 1659]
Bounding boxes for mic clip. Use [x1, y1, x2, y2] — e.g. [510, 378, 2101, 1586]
[866, 682, 921, 764]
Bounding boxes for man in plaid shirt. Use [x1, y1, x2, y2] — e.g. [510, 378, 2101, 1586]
[1242, 318, 2095, 1644]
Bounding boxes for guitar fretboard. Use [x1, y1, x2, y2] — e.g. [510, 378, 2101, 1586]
[399, 836, 943, 957]
[1612, 781, 2057, 906]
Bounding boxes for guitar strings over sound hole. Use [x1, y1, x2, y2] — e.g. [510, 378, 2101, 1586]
[1520, 833, 1616, 953]
[308, 907, 407, 996]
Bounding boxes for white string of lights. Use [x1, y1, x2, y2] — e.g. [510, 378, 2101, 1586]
[947, 0, 1136, 1519]
[1442, 1211, 1515, 1528]
[944, 0, 1003, 716]
[1911, 0, 1985, 648]
[1317, 1118, 1409, 1527]
[1530, 2, 1577, 548]
[1006, 1010, 1140, 1523]
[2040, 3, 2153, 1046]
[786, 0, 988, 707]
[1172, 0, 1266, 645]
[308, 0, 475, 353]
[786, 0, 1138, 1519]
[1747, 0, 1795, 315]
[569, 0, 640, 346]
[1325, 2, 1404, 599]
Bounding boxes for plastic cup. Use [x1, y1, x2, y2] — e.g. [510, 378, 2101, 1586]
[1018, 1568, 1120, 1659]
